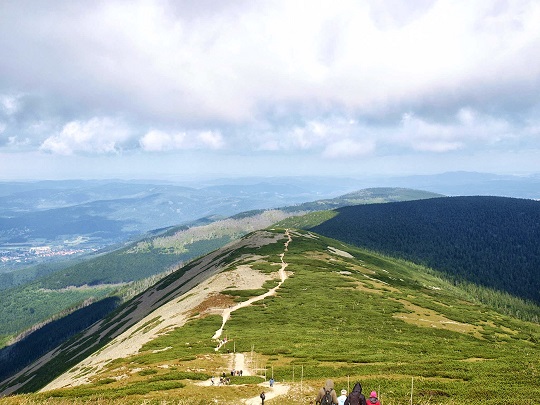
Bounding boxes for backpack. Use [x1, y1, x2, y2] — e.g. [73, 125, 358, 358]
[347, 391, 361, 405]
[321, 389, 333, 405]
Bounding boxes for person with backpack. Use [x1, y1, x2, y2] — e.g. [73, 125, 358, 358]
[315, 379, 339, 405]
[344, 382, 367, 405]
[367, 390, 381, 405]
[260, 391, 265, 405]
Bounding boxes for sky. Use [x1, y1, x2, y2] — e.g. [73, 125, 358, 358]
[1, 0, 540, 181]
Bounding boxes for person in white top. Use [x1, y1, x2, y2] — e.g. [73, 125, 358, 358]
[337, 389, 347, 405]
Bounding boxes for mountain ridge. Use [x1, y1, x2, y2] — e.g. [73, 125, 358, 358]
[1, 229, 539, 403]
[0, 187, 439, 343]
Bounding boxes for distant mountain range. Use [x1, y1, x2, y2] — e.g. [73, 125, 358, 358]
[0, 180, 320, 247]
[2, 171, 540, 272]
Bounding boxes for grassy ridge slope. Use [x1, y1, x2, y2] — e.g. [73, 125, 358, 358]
[2, 229, 538, 404]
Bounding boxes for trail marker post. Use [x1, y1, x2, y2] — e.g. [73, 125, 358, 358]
[410, 377, 414, 405]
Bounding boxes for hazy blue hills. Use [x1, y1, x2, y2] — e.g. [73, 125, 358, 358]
[310, 196, 540, 307]
[0, 179, 341, 272]
[0, 180, 306, 243]
[3, 171, 540, 273]
[368, 171, 540, 199]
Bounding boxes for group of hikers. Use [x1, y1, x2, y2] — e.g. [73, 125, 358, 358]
[259, 378, 379, 405]
[315, 379, 381, 405]
[210, 370, 244, 386]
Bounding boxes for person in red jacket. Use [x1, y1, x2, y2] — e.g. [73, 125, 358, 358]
[367, 390, 381, 405]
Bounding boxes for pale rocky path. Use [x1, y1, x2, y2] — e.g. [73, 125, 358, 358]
[211, 230, 293, 403]
[213, 229, 292, 342]
[244, 381, 290, 405]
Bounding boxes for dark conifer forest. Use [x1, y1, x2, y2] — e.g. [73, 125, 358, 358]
[311, 196, 540, 305]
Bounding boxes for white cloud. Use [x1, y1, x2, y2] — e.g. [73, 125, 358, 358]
[397, 108, 513, 152]
[8, 136, 31, 148]
[0, 94, 20, 115]
[1, 1, 539, 178]
[198, 131, 224, 150]
[139, 130, 187, 152]
[255, 117, 363, 152]
[139, 129, 224, 152]
[40, 117, 130, 155]
[323, 138, 376, 158]
[2, 1, 540, 124]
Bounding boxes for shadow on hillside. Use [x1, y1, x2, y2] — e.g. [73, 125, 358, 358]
[0, 296, 121, 382]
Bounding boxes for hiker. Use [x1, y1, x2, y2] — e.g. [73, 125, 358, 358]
[344, 382, 367, 405]
[337, 389, 347, 405]
[269, 377, 274, 387]
[260, 391, 266, 404]
[367, 391, 381, 405]
[315, 379, 339, 405]
[210, 376, 215, 386]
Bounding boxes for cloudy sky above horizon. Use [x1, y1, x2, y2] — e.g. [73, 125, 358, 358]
[1, 0, 540, 180]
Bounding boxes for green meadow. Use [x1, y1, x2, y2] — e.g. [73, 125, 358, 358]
[1, 228, 539, 404]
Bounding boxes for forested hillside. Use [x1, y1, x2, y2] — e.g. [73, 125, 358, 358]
[311, 196, 540, 306]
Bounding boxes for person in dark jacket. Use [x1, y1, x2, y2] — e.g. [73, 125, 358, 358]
[315, 379, 339, 404]
[344, 382, 367, 405]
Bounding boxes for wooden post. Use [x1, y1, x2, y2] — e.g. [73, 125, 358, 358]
[301, 365, 304, 393]
[410, 377, 414, 405]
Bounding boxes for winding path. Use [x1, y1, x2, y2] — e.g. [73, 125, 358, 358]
[212, 229, 292, 342]
[244, 381, 290, 405]
[210, 230, 293, 403]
